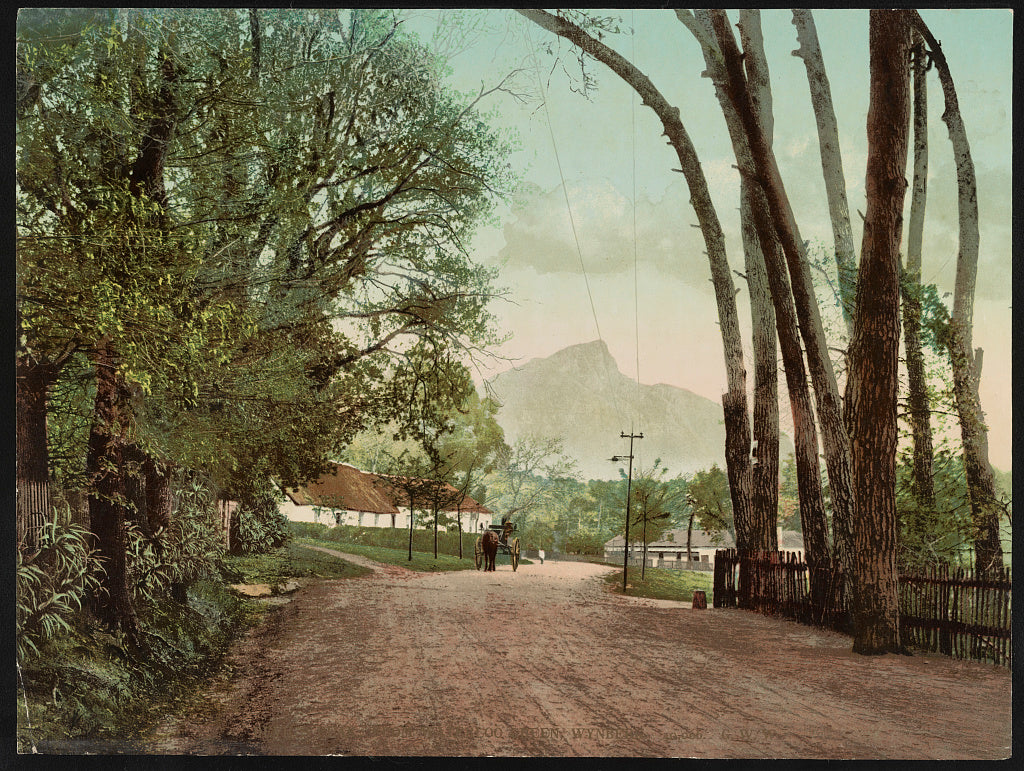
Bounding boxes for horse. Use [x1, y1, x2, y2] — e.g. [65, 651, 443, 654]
[480, 529, 499, 571]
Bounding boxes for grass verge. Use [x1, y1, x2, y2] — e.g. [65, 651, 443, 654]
[221, 541, 373, 585]
[602, 565, 714, 603]
[16, 541, 369, 753]
[297, 536, 490, 572]
[291, 522, 533, 573]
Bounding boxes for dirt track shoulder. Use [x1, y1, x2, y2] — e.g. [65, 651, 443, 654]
[144, 554, 1011, 759]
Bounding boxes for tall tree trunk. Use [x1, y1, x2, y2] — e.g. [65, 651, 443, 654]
[908, 12, 1003, 576]
[791, 9, 858, 332]
[709, 10, 855, 584]
[737, 11, 779, 554]
[743, 181, 833, 613]
[517, 9, 754, 548]
[86, 339, 139, 641]
[16, 355, 60, 550]
[679, 10, 830, 601]
[741, 188, 780, 555]
[902, 30, 936, 510]
[143, 456, 174, 536]
[847, 10, 911, 655]
[686, 511, 694, 565]
[457, 507, 463, 559]
[122, 442, 151, 538]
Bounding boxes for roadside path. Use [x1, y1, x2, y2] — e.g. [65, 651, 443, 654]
[145, 550, 1011, 758]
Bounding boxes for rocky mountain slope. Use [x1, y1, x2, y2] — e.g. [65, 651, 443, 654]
[487, 340, 792, 481]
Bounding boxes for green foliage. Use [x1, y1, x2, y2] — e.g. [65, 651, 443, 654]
[485, 434, 577, 528]
[220, 542, 372, 585]
[900, 274, 953, 354]
[627, 460, 689, 542]
[686, 464, 734, 539]
[230, 483, 292, 555]
[777, 453, 802, 532]
[160, 478, 227, 585]
[296, 522, 479, 559]
[235, 506, 292, 556]
[18, 6, 517, 565]
[120, 476, 225, 607]
[16, 518, 103, 662]
[16, 579, 252, 752]
[294, 528, 489, 573]
[46, 353, 96, 490]
[895, 447, 979, 570]
[17, 532, 376, 751]
[586, 477, 630, 541]
[561, 530, 608, 556]
[287, 521, 332, 540]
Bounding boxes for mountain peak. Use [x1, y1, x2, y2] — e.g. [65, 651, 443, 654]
[533, 339, 614, 366]
[488, 343, 743, 480]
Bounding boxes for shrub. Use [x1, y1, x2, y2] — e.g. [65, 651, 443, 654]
[235, 505, 291, 554]
[16, 517, 103, 662]
[292, 522, 479, 556]
[287, 521, 330, 540]
[124, 477, 225, 605]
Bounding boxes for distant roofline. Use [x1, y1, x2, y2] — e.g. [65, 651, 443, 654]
[283, 463, 493, 515]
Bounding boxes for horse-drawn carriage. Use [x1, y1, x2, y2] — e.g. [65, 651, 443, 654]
[474, 522, 521, 572]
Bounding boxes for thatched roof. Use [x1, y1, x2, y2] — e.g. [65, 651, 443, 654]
[369, 473, 491, 514]
[284, 464, 398, 515]
[285, 463, 492, 515]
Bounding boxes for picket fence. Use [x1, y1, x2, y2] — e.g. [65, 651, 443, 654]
[713, 549, 1011, 667]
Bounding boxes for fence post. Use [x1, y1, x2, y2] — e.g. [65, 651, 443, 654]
[713, 550, 723, 608]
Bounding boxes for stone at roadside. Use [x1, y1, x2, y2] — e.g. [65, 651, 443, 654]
[230, 583, 273, 597]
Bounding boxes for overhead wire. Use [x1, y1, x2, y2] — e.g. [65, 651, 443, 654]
[630, 8, 644, 462]
[523, 20, 630, 433]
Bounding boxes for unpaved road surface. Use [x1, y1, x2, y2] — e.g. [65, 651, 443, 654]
[144, 548, 1010, 758]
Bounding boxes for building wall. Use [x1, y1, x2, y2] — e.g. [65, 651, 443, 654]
[280, 500, 491, 532]
[397, 507, 494, 532]
[279, 497, 320, 524]
[603, 545, 721, 566]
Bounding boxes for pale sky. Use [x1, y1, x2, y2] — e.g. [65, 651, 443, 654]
[402, 9, 1013, 471]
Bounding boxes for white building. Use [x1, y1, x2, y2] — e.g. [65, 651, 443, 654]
[279, 463, 495, 532]
[604, 528, 735, 570]
[603, 527, 805, 570]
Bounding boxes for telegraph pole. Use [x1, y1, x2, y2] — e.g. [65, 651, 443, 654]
[611, 431, 643, 593]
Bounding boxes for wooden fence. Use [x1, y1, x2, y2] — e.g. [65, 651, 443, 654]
[713, 549, 1011, 667]
[713, 549, 850, 631]
[900, 564, 1012, 667]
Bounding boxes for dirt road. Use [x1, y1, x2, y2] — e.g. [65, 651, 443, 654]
[146, 547, 1011, 758]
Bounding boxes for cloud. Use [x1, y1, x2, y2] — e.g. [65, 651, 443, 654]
[916, 160, 1011, 302]
[495, 178, 737, 293]
[493, 146, 1011, 310]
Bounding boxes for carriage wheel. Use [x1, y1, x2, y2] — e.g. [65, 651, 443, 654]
[474, 537, 483, 570]
[510, 538, 520, 572]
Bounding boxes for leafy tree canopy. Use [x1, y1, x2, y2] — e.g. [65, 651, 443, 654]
[17, 8, 517, 497]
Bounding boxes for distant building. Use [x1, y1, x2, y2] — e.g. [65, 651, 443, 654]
[603, 527, 805, 571]
[604, 528, 734, 571]
[279, 462, 494, 532]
